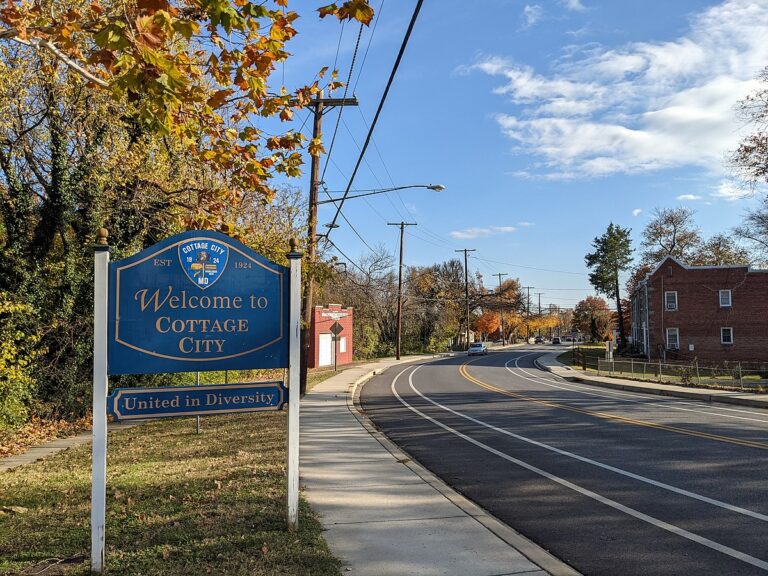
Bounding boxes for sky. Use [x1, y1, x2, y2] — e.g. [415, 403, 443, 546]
[273, 0, 768, 311]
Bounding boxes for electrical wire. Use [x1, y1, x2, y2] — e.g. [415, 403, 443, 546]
[320, 22, 364, 184]
[325, 0, 425, 237]
[470, 255, 589, 276]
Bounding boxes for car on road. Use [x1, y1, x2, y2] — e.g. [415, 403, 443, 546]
[467, 342, 488, 356]
[552, 337, 561, 345]
[534, 336, 545, 344]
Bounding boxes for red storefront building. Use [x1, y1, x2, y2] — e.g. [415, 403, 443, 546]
[630, 256, 768, 361]
[308, 304, 354, 368]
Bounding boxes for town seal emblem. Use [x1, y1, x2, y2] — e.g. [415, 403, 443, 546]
[178, 238, 229, 289]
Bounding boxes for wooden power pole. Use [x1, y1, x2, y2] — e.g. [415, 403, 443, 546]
[301, 92, 358, 395]
[493, 272, 507, 344]
[388, 222, 417, 360]
[455, 248, 476, 349]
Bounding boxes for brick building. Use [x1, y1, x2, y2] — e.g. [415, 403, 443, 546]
[630, 256, 768, 361]
[308, 304, 354, 368]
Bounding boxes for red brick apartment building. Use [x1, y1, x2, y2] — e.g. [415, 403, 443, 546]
[308, 304, 354, 368]
[630, 256, 768, 361]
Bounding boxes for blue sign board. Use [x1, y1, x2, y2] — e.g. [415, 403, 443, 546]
[108, 230, 289, 374]
[107, 382, 286, 421]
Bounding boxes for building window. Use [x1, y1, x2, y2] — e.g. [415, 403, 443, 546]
[339, 336, 347, 353]
[666, 327, 680, 350]
[719, 290, 732, 307]
[665, 291, 678, 311]
[721, 327, 734, 345]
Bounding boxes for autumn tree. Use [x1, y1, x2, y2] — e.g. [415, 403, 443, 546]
[690, 234, 751, 266]
[0, 1, 373, 421]
[473, 311, 499, 341]
[585, 223, 632, 349]
[640, 206, 702, 265]
[572, 296, 611, 341]
[0, 0, 374, 230]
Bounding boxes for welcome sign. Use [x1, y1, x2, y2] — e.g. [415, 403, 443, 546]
[92, 230, 303, 573]
[108, 230, 289, 374]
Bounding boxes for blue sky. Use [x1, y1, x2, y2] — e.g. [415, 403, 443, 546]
[273, 0, 768, 310]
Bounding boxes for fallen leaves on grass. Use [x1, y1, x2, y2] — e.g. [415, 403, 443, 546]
[0, 416, 91, 458]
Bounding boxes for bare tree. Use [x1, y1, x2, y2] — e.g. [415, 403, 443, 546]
[640, 206, 702, 265]
[734, 196, 768, 265]
[730, 67, 768, 190]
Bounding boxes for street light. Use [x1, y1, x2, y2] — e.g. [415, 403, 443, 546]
[301, 182, 445, 395]
[317, 184, 445, 205]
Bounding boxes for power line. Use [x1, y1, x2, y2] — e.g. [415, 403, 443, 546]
[320, 22, 364, 184]
[470, 255, 588, 276]
[325, 0, 424, 237]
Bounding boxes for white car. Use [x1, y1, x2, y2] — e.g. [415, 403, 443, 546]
[468, 342, 488, 356]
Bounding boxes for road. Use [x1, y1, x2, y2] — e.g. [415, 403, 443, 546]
[360, 346, 768, 576]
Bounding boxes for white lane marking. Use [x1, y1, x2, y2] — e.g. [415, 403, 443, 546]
[505, 357, 768, 425]
[389, 366, 768, 571]
[409, 367, 768, 522]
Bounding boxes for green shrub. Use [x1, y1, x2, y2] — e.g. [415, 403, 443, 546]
[0, 292, 41, 433]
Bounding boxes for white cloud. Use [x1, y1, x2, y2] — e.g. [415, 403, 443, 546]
[449, 226, 517, 240]
[517, 221, 535, 227]
[561, 0, 586, 12]
[467, 0, 768, 178]
[632, 208, 642, 216]
[710, 180, 750, 201]
[523, 4, 544, 28]
[677, 194, 702, 201]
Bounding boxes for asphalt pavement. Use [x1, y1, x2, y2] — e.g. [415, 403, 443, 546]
[300, 354, 576, 576]
[360, 346, 768, 576]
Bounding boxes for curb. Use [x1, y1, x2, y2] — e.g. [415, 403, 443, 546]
[348, 357, 581, 576]
[534, 357, 768, 411]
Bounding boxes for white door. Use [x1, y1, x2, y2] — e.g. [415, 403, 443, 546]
[318, 333, 333, 366]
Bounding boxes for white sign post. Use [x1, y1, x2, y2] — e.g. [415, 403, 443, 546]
[91, 229, 109, 573]
[286, 242, 302, 530]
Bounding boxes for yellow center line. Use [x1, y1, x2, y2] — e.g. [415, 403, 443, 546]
[458, 359, 768, 451]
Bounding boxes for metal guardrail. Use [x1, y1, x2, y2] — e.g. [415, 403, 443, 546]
[570, 348, 767, 390]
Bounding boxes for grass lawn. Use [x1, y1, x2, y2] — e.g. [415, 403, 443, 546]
[556, 343, 604, 366]
[0, 376, 347, 575]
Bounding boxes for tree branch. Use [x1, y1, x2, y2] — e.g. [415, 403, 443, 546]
[11, 36, 109, 88]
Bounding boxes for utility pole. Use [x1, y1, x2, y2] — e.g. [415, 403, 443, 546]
[455, 249, 476, 349]
[521, 286, 533, 341]
[388, 222, 417, 360]
[535, 292, 543, 337]
[300, 91, 358, 395]
[493, 272, 507, 345]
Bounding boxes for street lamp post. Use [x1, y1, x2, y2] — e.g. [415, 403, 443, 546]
[300, 182, 445, 394]
[317, 184, 444, 205]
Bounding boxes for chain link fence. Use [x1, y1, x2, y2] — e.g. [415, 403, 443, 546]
[570, 348, 768, 391]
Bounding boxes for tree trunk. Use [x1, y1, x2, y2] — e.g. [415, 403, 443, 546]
[614, 275, 627, 350]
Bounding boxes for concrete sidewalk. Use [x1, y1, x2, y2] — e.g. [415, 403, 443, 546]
[300, 355, 578, 576]
[535, 352, 768, 410]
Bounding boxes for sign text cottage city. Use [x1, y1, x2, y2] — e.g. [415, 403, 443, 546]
[91, 229, 302, 573]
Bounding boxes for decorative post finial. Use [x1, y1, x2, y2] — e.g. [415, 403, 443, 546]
[96, 228, 109, 246]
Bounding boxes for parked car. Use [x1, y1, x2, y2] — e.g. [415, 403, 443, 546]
[552, 337, 561, 345]
[468, 342, 488, 356]
[534, 336, 545, 344]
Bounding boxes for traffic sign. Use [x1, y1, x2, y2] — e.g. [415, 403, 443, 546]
[329, 321, 344, 336]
